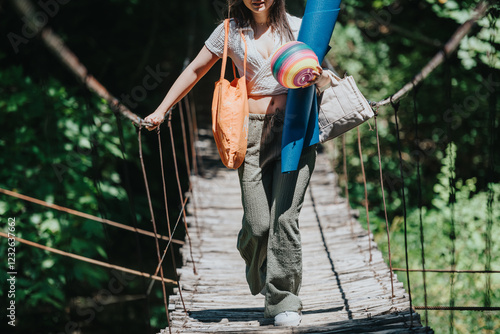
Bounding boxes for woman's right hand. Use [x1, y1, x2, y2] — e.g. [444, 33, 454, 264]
[143, 109, 166, 131]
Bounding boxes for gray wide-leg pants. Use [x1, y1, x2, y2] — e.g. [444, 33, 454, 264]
[237, 110, 317, 318]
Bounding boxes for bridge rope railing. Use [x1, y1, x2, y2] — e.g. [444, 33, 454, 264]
[326, 4, 494, 327]
[334, 1, 497, 330]
[8, 0, 155, 128]
[392, 98, 415, 324]
[371, 1, 490, 108]
[411, 83, 428, 326]
[137, 127, 175, 331]
[155, 123, 187, 314]
[0, 187, 184, 245]
[6, 1, 201, 332]
[0, 231, 177, 285]
[3, 0, 498, 332]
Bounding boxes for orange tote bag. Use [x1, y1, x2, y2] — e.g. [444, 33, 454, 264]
[211, 19, 249, 169]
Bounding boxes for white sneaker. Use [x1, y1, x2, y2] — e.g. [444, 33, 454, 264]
[274, 311, 302, 326]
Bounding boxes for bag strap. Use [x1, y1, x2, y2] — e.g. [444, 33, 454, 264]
[325, 69, 342, 86]
[220, 19, 247, 81]
[219, 19, 230, 81]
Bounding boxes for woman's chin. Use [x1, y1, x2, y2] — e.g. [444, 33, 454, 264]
[251, 6, 267, 13]
[247, 1, 270, 13]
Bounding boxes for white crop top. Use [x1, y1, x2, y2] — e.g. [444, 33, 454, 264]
[205, 13, 301, 97]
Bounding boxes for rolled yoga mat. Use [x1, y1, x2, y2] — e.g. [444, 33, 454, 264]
[281, 0, 341, 173]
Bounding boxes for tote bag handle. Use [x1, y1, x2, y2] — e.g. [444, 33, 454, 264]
[219, 19, 247, 81]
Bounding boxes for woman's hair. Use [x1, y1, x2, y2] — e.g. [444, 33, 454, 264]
[227, 0, 294, 42]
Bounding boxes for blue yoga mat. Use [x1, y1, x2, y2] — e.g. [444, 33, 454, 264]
[281, 0, 341, 173]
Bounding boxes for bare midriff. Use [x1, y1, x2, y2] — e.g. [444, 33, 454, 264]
[248, 94, 287, 115]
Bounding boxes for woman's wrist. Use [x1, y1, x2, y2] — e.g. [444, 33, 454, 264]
[152, 106, 170, 122]
[316, 75, 332, 94]
[157, 103, 170, 116]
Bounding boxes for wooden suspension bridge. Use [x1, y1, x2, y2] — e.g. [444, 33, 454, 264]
[4, 1, 495, 333]
[162, 132, 432, 334]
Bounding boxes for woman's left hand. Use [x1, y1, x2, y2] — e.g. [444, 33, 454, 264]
[302, 66, 330, 89]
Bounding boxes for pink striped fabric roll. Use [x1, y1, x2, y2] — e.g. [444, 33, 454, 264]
[271, 41, 319, 89]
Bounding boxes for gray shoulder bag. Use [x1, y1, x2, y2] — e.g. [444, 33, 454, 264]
[317, 70, 375, 143]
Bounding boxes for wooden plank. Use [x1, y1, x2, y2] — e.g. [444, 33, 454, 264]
[160, 135, 432, 333]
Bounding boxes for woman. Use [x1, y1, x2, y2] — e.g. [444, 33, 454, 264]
[145, 0, 331, 327]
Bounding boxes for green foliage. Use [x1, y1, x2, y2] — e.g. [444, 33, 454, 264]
[373, 143, 500, 333]
[327, 1, 499, 333]
[429, 0, 500, 69]
[329, 22, 398, 100]
[0, 0, 498, 333]
[1, 0, 202, 331]
[0, 65, 150, 332]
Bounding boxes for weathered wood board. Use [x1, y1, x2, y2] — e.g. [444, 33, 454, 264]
[161, 136, 432, 334]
